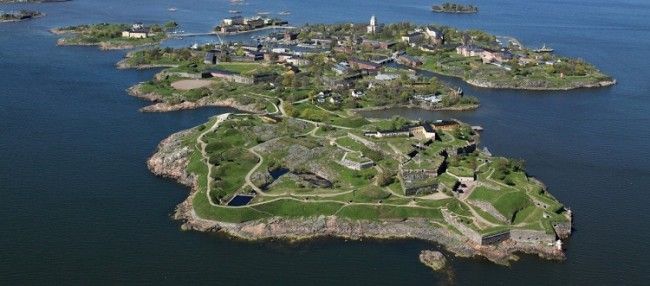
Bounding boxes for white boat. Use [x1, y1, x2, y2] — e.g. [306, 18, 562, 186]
[533, 44, 554, 53]
[257, 11, 270, 15]
[190, 43, 199, 50]
[228, 10, 241, 14]
[278, 11, 291, 15]
[168, 7, 177, 12]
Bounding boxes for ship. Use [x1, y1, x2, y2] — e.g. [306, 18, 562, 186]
[228, 10, 241, 14]
[278, 11, 291, 15]
[257, 11, 270, 15]
[167, 7, 177, 12]
[533, 44, 554, 53]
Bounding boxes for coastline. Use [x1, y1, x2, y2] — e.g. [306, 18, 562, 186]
[51, 28, 165, 50]
[349, 103, 479, 115]
[215, 25, 295, 36]
[148, 124, 568, 267]
[127, 84, 263, 113]
[0, 14, 45, 23]
[421, 68, 617, 91]
[465, 78, 617, 91]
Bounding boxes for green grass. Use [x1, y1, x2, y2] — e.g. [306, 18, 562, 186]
[492, 192, 532, 222]
[214, 62, 262, 74]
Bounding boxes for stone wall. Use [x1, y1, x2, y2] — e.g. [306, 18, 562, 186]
[468, 200, 509, 223]
[442, 209, 482, 244]
[510, 229, 556, 244]
[481, 231, 510, 245]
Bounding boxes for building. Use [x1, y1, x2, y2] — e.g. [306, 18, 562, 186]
[332, 62, 350, 75]
[121, 23, 151, 38]
[361, 39, 396, 50]
[222, 16, 244, 26]
[204, 51, 217, 64]
[424, 26, 445, 45]
[348, 58, 381, 72]
[350, 89, 364, 98]
[396, 54, 423, 68]
[364, 130, 411, 138]
[480, 50, 513, 64]
[245, 51, 264, 61]
[456, 45, 485, 57]
[374, 73, 399, 81]
[322, 73, 361, 89]
[208, 70, 276, 84]
[244, 17, 265, 29]
[409, 125, 436, 140]
[367, 15, 381, 34]
[431, 119, 460, 131]
[283, 31, 298, 41]
[401, 32, 424, 44]
[339, 153, 375, 170]
[412, 94, 442, 104]
[286, 57, 310, 66]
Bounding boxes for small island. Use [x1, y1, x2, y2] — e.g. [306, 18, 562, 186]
[51, 22, 177, 50]
[215, 15, 289, 34]
[0, 10, 43, 23]
[432, 3, 478, 14]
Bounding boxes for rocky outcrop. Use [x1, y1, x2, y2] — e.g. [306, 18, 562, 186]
[419, 250, 447, 271]
[127, 84, 262, 113]
[147, 129, 195, 187]
[466, 78, 617, 91]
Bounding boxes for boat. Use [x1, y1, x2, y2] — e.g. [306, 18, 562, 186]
[257, 11, 270, 15]
[533, 44, 554, 53]
[190, 43, 199, 50]
[228, 10, 241, 14]
[168, 7, 177, 12]
[278, 11, 291, 15]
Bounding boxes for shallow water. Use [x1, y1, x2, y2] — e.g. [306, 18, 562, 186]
[1, 0, 649, 284]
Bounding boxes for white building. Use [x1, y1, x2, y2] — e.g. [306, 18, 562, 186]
[367, 15, 381, 34]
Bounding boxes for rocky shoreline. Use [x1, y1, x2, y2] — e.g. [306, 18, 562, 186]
[148, 127, 568, 266]
[466, 78, 617, 91]
[349, 103, 479, 116]
[421, 67, 616, 91]
[127, 84, 262, 113]
[51, 28, 163, 50]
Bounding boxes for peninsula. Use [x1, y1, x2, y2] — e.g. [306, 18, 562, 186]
[52, 22, 177, 50]
[0, 10, 43, 23]
[432, 3, 478, 14]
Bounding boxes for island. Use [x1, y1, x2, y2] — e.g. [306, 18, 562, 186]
[432, 2, 478, 14]
[0, 10, 43, 23]
[51, 22, 177, 50]
[215, 15, 289, 35]
[58, 18, 578, 266]
[149, 108, 572, 265]
[119, 42, 478, 113]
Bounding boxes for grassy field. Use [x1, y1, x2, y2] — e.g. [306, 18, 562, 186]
[175, 102, 569, 239]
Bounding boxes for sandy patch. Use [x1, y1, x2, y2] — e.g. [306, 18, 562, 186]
[171, 79, 214, 91]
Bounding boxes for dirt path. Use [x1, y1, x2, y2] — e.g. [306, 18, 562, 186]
[197, 113, 230, 206]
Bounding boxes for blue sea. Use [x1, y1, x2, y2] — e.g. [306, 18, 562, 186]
[1, 0, 649, 284]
